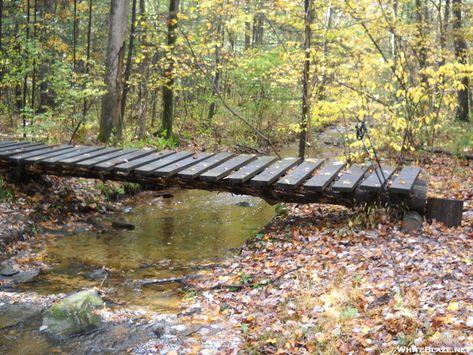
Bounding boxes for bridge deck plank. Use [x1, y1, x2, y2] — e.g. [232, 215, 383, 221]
[177, 152, 234, 179]
[114, 151, 175, 173]
[360, 166, 396, 191]
[76, 149, 140, 168]
[389, 166, 421, 194]
[200, 154, 256, 181]
[8, 145, 72, 162]
[225, 156, 277, 184]
[154, 153, 214, 177]
[41, 146, 105, 165]
[303, 161, 345, 191]
[59, 147, 120, 165]
[332, 165, 369, 192]
[251, 157, 301, 187]
[25, 147, 86, 163]
[276, 159, 323, 189]
[0, 142, 36, 153]
[93, 149, 156, 170]
[135, 151, 194, 175]
[0, 143, 47, 157]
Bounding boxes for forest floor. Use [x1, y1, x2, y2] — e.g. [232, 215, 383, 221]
[165, 154, 473, 354]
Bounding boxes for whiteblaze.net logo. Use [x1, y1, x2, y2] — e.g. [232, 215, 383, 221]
[395, 346, 471, 353]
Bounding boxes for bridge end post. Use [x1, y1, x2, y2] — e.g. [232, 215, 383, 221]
[426, 197, 464, 228]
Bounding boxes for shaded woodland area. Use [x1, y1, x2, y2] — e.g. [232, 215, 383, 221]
[0, 0, 471, 158]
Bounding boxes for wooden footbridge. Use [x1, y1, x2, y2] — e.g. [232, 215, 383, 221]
[0, 140, 463, 226]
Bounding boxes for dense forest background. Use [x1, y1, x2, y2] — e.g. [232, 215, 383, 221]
[0, 0, 472, 157]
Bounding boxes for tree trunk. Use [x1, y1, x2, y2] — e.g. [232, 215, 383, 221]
[137, 0, 148, 138]
[161, 0, 179, 139]
[299, 0, 312, 158]
[415, 0, 427, 86]
[452, 0, 470, 122]
[120, 0, 137, 126]
[439, 0, 450, 66]
[72, 0, 78, 72]
[207, 17, 224, 125]
[98, 0, 130, 143]
[244, 0, 251, 50]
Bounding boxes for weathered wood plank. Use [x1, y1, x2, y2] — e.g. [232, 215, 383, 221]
[135, 151, 194, 175]
[57, 147, 120, 165]
[93, 148, 156, 170]
[332, 165, 369, 192]
[389, 166, 421, 194]
[276, 159, 324, 189]
[0, 141, 14, 147]
[24, 146, 79, 162]
[359, 166, 395, 191]
[177, 152, 234, 179]
[0, 141, 27, 150]
[251, 157, 302, 187]
[114, 151, 175, 173]
[76, 148, 140, 168]
[0, 143, 47, 157]
[225, 156, 278, 184]
[154, 152, 214, 177]
[7, 145, 72, 162]
[41, 146, 105, 165]
[0, 142, 37, 153]
[200, 154, 256, 181]
[303, 161, 345, 191]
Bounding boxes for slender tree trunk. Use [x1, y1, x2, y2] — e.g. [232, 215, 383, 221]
[98, 0, 130, 142]
[72, 0, 78, 71]
[82, 0, 93, 118]
[120, 0, 137, 126]
[299, 0, 312, 158]
[415, 0, 427, 86]
[244, 0, 251, 50]
[0, 0, 3, 53]
[31, 0, 37, 122]
[207, 17, 224, 125]
[391, 0, 398, 65]
[439, 0, 450, 66]
[452, 0, 470, 122]
[137, 0, 148, 138]
[160, 0, 179, 139]
[22, 0, 31, 136]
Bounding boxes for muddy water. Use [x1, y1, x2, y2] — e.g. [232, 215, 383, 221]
[33, 190, 277, 311]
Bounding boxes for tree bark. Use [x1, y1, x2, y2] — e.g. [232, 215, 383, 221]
[452, 0, 470, 122]
[207, 16, 224, 125]
[244, 0, 251, 50]
[439, 0, 450, 66]
[120, 0, 137, 126]
[299, 0, 312, 158]
[98, 0, 130, 143]
[137, 0, 148, 138]
[160, 0, 179, 139]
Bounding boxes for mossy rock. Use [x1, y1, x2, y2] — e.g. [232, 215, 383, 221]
[42, 289, 104, 340]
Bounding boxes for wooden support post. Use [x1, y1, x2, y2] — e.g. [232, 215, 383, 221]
[426, 197, 464, 227]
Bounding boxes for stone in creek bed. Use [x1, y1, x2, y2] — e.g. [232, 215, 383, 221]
[86, 269, 109, 280]
[0, 264, 19, 277]
[235, 201, 254, 207]
[42, 288, 104, 340]
[13, 269, 40, 284]
[111, 221, 135, 230]
[0, 303, 45, 329]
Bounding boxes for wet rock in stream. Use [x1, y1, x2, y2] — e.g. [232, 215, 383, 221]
[41, 288, 104, 340]
[0, 264, 19, 277]
[86, 268, 109, 281]
[111, 221, 135, 230]
[0, 268, 40, 288]
[0, 302, 45, 329]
